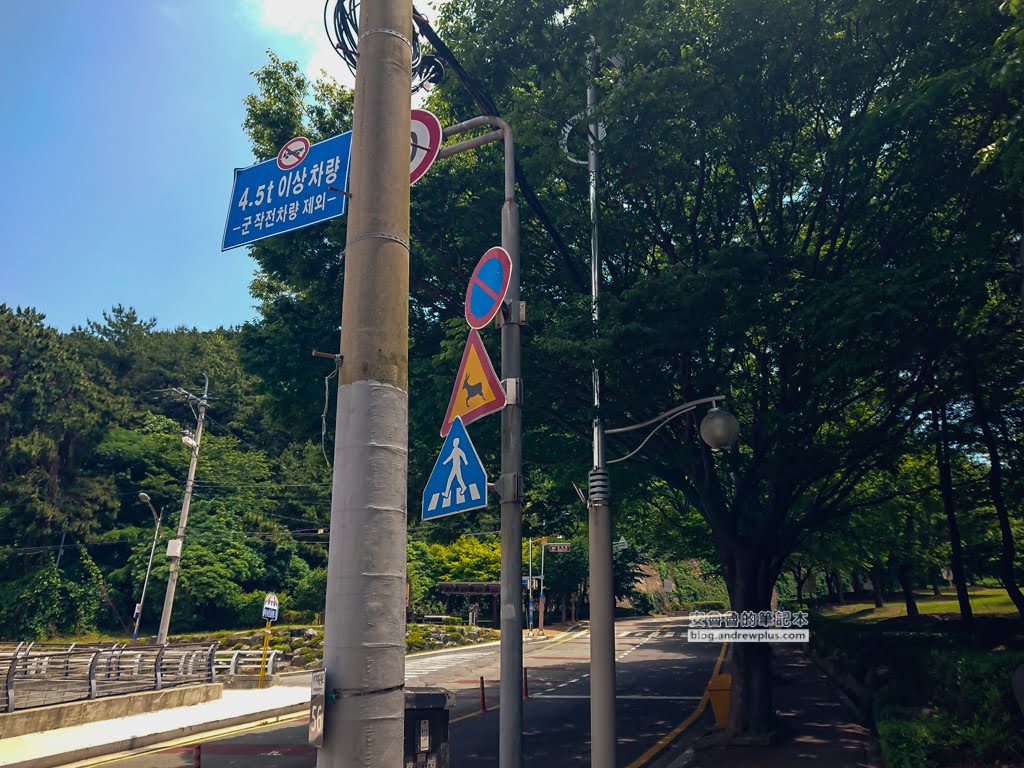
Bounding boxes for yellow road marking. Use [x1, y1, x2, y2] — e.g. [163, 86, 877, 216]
[532, 628, 589, 651]
[625, 643, 727, 768]
[61, 711, 308, 767]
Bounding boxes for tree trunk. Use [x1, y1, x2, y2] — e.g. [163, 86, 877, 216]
[1019, 197, 1023, 309]
[833, 570, 845, 603]
[896, 561, 919, 616]
[929, 569, 942, 597]
[560, 594, 567, 625]
[724, 553, 776, 737]
[932, 406, 974, 628]
[871, 564, 885, 608]
[898, 514, 920, 616]
[967, 363, 1024, 619]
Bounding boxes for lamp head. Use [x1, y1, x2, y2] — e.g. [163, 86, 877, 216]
[699, 407, 740, 450]
[138, 492, 150, 503]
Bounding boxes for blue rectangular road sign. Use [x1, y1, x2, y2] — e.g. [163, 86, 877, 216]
[222, 132, 353, 250]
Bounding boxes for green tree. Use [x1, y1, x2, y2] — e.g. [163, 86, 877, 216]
[430, 0, 1017, 736]
[0, 306, 117, 575]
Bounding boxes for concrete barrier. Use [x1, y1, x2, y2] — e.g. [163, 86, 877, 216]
[0, 683, 223, 739]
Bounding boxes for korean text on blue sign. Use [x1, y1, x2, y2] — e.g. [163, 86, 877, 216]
[222, 132, 353, 251]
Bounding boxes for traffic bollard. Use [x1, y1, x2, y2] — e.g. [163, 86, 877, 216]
[480, 676, 486, 712]
[523, 667, 529, 698]
[192, 744, 201, 768]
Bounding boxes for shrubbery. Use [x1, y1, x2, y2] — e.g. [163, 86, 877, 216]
[811, 616, 1024, 767]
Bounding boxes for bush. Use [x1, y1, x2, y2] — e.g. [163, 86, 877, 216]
[441, 616, 462, 626]
[630, 591, 663, 616]
[7, 558, 101, 640]
[406, 626, 429, 653]
[813, 615, 1024, 767]
[688, 600, 728, 611]
[877, 714, 934, 768]
[292, 568, 328, 613]
[928, 650, 1024, 763]
[670, 560, 730, 605]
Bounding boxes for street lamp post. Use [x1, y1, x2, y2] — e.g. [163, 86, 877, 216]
[538, 542, 548, 636]
[134, 493, 163, 643]
[527, 538, 534, 637]
[605, 397, 740, 457]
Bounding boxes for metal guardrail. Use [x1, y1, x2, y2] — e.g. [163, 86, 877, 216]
[0, 643, 217, 713]
[213, 649, 281, 676]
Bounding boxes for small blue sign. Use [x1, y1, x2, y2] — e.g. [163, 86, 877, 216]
[422, 417, 488, 520]
[222, 132, 353, 250]
[262, 592, 279, 622]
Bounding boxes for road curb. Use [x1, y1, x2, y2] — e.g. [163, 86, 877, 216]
[5, 703, 309, 768]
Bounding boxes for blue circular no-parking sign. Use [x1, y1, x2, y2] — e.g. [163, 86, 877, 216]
[464, 246, 512, 329]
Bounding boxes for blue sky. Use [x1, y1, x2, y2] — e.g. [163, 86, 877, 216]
[0, 1, 392, 332]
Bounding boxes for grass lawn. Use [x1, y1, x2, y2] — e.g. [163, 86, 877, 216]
[814, 587, 1017, 623]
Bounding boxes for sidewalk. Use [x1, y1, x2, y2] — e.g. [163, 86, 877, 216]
[654, 646, 881, 768]
[0, 628, 567, 768]
[0, 685, 311, 768]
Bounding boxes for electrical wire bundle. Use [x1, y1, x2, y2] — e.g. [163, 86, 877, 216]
[323, 0, 583, 291]
[324, 0, 445, 92]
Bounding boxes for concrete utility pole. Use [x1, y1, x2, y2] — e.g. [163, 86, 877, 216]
[157, 375, 208, 645]
[316, 0, 412, 765]
[584, 40, 617, 768]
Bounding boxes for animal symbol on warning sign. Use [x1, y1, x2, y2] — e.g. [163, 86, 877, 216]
[463, 375, 485, 407]
[441, 330, 507, 437]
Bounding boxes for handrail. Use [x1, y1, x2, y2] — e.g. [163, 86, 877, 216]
[0, 642, 217, 713]
[213, 648, 280, 676]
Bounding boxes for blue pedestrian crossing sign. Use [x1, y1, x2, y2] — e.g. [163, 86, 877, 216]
[422, 417, 488, 520]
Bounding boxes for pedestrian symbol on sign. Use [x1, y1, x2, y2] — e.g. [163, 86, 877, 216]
[423, 417, 488, 520]
[443, 438, 469, 498]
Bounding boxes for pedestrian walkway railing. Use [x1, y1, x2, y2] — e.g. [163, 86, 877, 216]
[213, 649, 281, 676]
[0, 643, 218, 713]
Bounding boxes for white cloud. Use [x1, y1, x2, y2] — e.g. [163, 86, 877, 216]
[242, 0, 354, 87]
[242, 0, 452, 100]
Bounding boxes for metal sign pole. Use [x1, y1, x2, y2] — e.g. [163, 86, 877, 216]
[438, 115, 524, 768]
[258, 619, 271, 690]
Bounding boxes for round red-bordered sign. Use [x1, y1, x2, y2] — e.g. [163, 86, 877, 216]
[277, 137, 311, 171]
[465, 246, 513, 329]
[410, 109, 442, 185]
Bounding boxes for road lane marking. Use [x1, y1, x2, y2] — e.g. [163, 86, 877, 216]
[532, 694, 703, 700]
[63, 711, 309, 766]
[626, 643, 728, 768]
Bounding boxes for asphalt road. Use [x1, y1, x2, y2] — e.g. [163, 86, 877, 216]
[67, 617, 721, 768]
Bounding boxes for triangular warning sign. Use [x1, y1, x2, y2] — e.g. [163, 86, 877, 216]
[440, 329, 507, 437]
